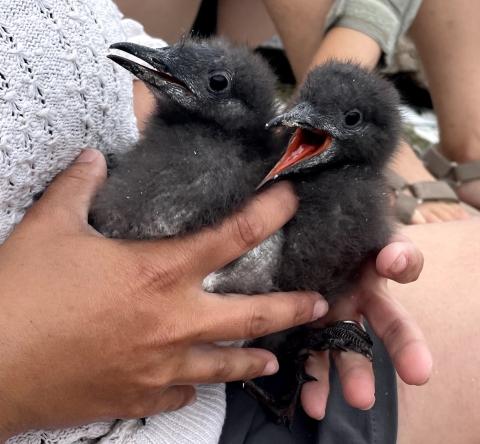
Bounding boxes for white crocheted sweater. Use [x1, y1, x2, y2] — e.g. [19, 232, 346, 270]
[1, 1, 226, 443]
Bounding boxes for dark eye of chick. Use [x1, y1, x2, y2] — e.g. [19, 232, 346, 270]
[344, 109, 363, 127]
[208, 73, 230, 92]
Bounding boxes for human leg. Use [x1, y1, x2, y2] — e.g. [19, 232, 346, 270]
[301, 30, 471, 223]
[115, 0, 201, 42]
[410, 0, 480, 210]
[265, 2, 470, 224]
[262, 0, 334, 81]
[216, 0, 276, 48]
[394, 219, 480, 443]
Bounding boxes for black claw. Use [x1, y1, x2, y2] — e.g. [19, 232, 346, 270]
[242, 322, 374, 426]
[298, 372, 317, 384]
[295, 351, 317, 384]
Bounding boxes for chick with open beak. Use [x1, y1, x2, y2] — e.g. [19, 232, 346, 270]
[258, 107, 334, 189]
[246, 61, 401, 425]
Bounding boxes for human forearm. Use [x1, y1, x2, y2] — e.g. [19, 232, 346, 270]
[308, 26, 381, 74]
[264, 1, 383, 80]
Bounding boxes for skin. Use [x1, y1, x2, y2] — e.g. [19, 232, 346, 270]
[114, 0, 201, 44]
[217, 0, 276, 48]
[132, 82, 432, 418]
[0, 153, 329, 441]
[301, 234, 430, 417]
[395, 220, 480, 444]
[116, 3, 478, 442]
[303, 218, 480, 444]
[297, 24, 466, 224]
[0, 82, 432, 442]
[409, 0, 480, 211]
[2, 3, 477, 443]
[261, 0, 475, 224]
[115, 0, 480, 223]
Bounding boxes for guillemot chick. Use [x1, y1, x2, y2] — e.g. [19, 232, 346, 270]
[246, 61, 401, 424]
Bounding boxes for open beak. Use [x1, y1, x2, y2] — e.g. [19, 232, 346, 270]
[108, 42, 190, 93]
[258, 124, 333, 189]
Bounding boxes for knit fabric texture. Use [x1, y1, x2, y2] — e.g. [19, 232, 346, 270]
[8, 385, 226, 444]
[2, 1, 226, 443]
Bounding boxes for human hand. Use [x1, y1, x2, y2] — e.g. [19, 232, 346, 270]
[300, 235, 432, 419]
[0, 150, 328, 440]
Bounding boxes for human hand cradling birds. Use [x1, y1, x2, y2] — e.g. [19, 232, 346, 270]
[0, 149, 329, 441]
[300, 235, 432, 419]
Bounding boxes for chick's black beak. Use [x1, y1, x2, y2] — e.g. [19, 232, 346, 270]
[265, 102, 317, 130]
[259, 104, 333, 189]
[108, 42, 190, 93]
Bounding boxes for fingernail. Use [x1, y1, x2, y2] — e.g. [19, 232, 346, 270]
[76, 149, 99, 163]
[361, 396, 376, 411]
[389, 254, 407, 275]
[263, 360, 279, 375]
[312, 298, 329, 321]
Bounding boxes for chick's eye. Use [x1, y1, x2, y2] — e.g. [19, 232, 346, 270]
[344, 109, 363, 127]
[208, 73, 229, 92]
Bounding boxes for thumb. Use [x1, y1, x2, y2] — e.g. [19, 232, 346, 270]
[32, 149, 107, 228]
[375, 236, 424, 284]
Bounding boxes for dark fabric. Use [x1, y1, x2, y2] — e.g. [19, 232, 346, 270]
[219, 327, 397, 444]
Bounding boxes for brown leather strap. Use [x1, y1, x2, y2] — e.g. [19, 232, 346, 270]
[386, 170, 408, 192]
[409, 181, 459, 203]
[454, 161, 480, 182]
[386, 170, 460, 223]
[423, 146, 453, 178]
[394, 194, 418, 224]
[423, 146, 480, 184]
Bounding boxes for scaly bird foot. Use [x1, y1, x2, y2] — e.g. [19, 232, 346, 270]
[242, 322, 373, 425]
[305, 320, 373, 361]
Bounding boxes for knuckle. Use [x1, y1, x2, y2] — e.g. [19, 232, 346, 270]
[161, 390, 194, 412]
[213, 357, 234, 379]
[121, 402, 149, 419]
[383, 316, 410, 349]
[134, 371, 170, 393]
[150, 366, 175, 389]
[245, 305, 270, 338]
[242, 358, 263, 379]
[172, 387, 196, 410]
[61, 165, 93, 186]
[291, 294, 314, 324]
[233, 212, 265, 251]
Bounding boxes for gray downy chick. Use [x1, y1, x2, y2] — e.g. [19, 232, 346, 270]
[267, 61, 401, 297]
[90, 38, 283, 294]
[245, 61, 401, 424]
